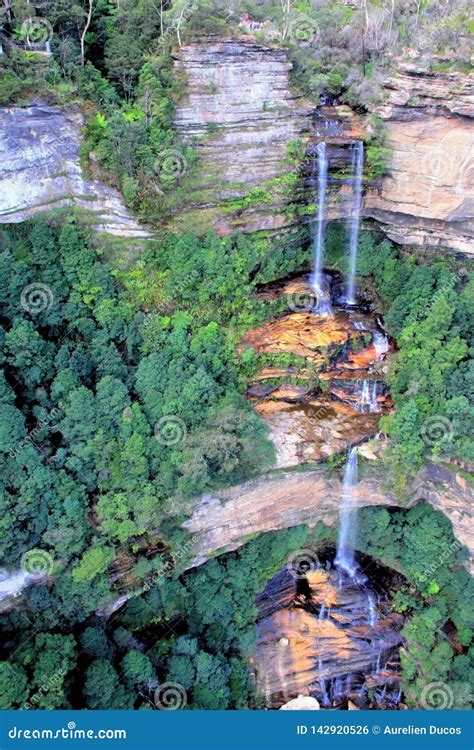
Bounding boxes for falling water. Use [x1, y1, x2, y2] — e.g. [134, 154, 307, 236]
[358, 379, 370, 411]
[373, 330, 389, 359]
[317, 651, 331, 707]
[356, 380, 380, 413]
[335, 446, 358, 577]
[311, 143, 331, 314]
[370, 381, 379, 412]
[367, 593, 377, 627]
[346, 142, 364, 305]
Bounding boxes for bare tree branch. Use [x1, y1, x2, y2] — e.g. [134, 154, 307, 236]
[80, 0, 93, 67]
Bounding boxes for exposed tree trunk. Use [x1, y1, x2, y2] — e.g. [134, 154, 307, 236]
[80, 0, 93, 67]
[388, 0, 395, 43]
[279, 0, 291, 40]
[175, 3, 188, 47]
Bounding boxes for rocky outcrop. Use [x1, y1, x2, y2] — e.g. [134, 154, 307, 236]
[364, 61, 474, 255]
[172, 38, 312, 234]
[378, 59, 473, 118]
[183, 461, 473, 567]
[253, 567, 403, 709]
[174, 40, 473, 254]
[0, 105, 151, 238]
[240, 276, 391, 467]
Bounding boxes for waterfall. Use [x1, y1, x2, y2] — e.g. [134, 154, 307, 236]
[335, 446, 358, 577]
[345, 142, 364, 306]
[311, 143, 331, 314]
[373, 330, 389, 359]
[358, 379, 370, 411]
[367, 593, 377, 627]
[370, 381, 379, 412]
[356, 379, 380, 413]
[317, 651, 331, 707]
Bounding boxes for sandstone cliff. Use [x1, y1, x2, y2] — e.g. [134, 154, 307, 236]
[1, 48, 471, 256]
[172, 38, 312, 234]
[173, 39, 473, 254]
[0, 105, 151, 238]
[183, 461, 473, 567]
[364, 59, 474, 255]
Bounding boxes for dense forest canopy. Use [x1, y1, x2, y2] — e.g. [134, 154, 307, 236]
[0, 0, 473, 715]
[0, 217, 472, 709]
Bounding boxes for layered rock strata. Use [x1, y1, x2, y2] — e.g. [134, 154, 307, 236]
[0, 105, 151, 238]
[183, 461, 473, 567]
[172, 38, 312, 234]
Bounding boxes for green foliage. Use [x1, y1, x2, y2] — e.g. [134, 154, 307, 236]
[355, 234, 473, 480]
[356, 503, 472, 708]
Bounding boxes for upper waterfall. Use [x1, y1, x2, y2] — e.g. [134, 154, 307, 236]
[345, 142, 364, 306]
[310, 142, 331, 315]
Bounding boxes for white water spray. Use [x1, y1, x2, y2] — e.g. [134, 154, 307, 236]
[335, 446, 358, 577]
[311, 143, 331, 314]
[346, 142, 364, 305]
[373, 330, 389, 359]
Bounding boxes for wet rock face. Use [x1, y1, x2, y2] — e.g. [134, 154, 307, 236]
[253, 563, 404, 709]
[241, 311, 356, 361]
[0, 105, 150, 238]
[183, 463, 473, 569]
[173, 38, 312, 234]
[240, 275, 392, 468]
[175, 40, 473, 253]
[255, 399, 381, 468]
